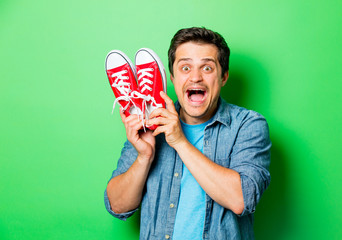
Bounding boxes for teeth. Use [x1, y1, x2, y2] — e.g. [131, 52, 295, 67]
[188, 89, 204, 92]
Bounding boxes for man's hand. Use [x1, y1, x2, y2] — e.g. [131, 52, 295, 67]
[147, 91, 187, 149]
[107, 110, 156, 214]
[120, 109, 155, 164]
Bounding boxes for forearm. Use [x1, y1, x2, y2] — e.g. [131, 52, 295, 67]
[174, 140, 244, 215]
[106, 155, 152, 214]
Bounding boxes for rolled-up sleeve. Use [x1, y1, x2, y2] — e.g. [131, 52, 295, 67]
[229, 113, 271, 216]
[104, 188, 138, 220]
[104, 140, 139, 220]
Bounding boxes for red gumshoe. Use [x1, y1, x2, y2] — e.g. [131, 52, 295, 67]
[135, 48, 167, 130]
[105, 50, 143, 117]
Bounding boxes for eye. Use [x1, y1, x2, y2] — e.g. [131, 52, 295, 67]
[182, 66, 190, 71]
[203, 66, 212, 71]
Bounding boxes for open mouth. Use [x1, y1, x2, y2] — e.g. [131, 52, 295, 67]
[186, 89, 207, 102]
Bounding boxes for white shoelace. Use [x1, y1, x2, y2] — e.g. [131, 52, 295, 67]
[137, 67, 162, 111]
[131, 92, 162, 130]
[110, 70, 133, 113]
[138, 68, 154, 92]
[111, 67, 163, 131]
[111, 70, 149, 131]
[111, 70, 131, 94]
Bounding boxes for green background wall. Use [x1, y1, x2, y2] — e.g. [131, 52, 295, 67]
[1, 0, 341, 239]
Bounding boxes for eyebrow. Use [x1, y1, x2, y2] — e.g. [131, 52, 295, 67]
[177, 57, 216, 64]
[202, 58, 216, 63]
[177, 58, 192, 64]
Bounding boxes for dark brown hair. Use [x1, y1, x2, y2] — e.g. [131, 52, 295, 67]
[168, 27, 230, 77]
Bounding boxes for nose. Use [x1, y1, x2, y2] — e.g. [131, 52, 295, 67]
[189, 68, 202, 83]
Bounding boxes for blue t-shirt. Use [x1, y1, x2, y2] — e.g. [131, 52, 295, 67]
[172, 119, 212, 240]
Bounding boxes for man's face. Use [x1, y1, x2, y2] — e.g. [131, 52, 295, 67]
[171, 42, 228, 124]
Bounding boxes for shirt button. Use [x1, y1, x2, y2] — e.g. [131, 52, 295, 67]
[165, 235, 170, 239]
[174, 173, 179, 177]
[170, 203, 174, 208]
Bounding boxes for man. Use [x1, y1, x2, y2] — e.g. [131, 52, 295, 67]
[105, 27, 271, 240]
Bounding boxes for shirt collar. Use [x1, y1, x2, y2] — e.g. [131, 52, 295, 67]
[174, 97, 231, 128]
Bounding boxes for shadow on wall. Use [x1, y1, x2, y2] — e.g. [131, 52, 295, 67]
[131, 208, 140, 236]
[221, 53, 291, 239]
[254, 137, 291, 239]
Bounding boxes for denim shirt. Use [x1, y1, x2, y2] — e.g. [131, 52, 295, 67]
[104, 97, 271, 240]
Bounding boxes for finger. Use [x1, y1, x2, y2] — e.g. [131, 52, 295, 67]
[148, 107, 171, 119]
[127, 116, 144, 129]
[120, 108, 142, 124]
[123, 115, 144, 132]
[160, 91, 177, 114]
[147, 116, 170, 127]
[119, 107, 127, 123]
[152, 125, 165, 137]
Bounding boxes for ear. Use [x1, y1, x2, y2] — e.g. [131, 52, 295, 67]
[221, 71, 229, 87]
